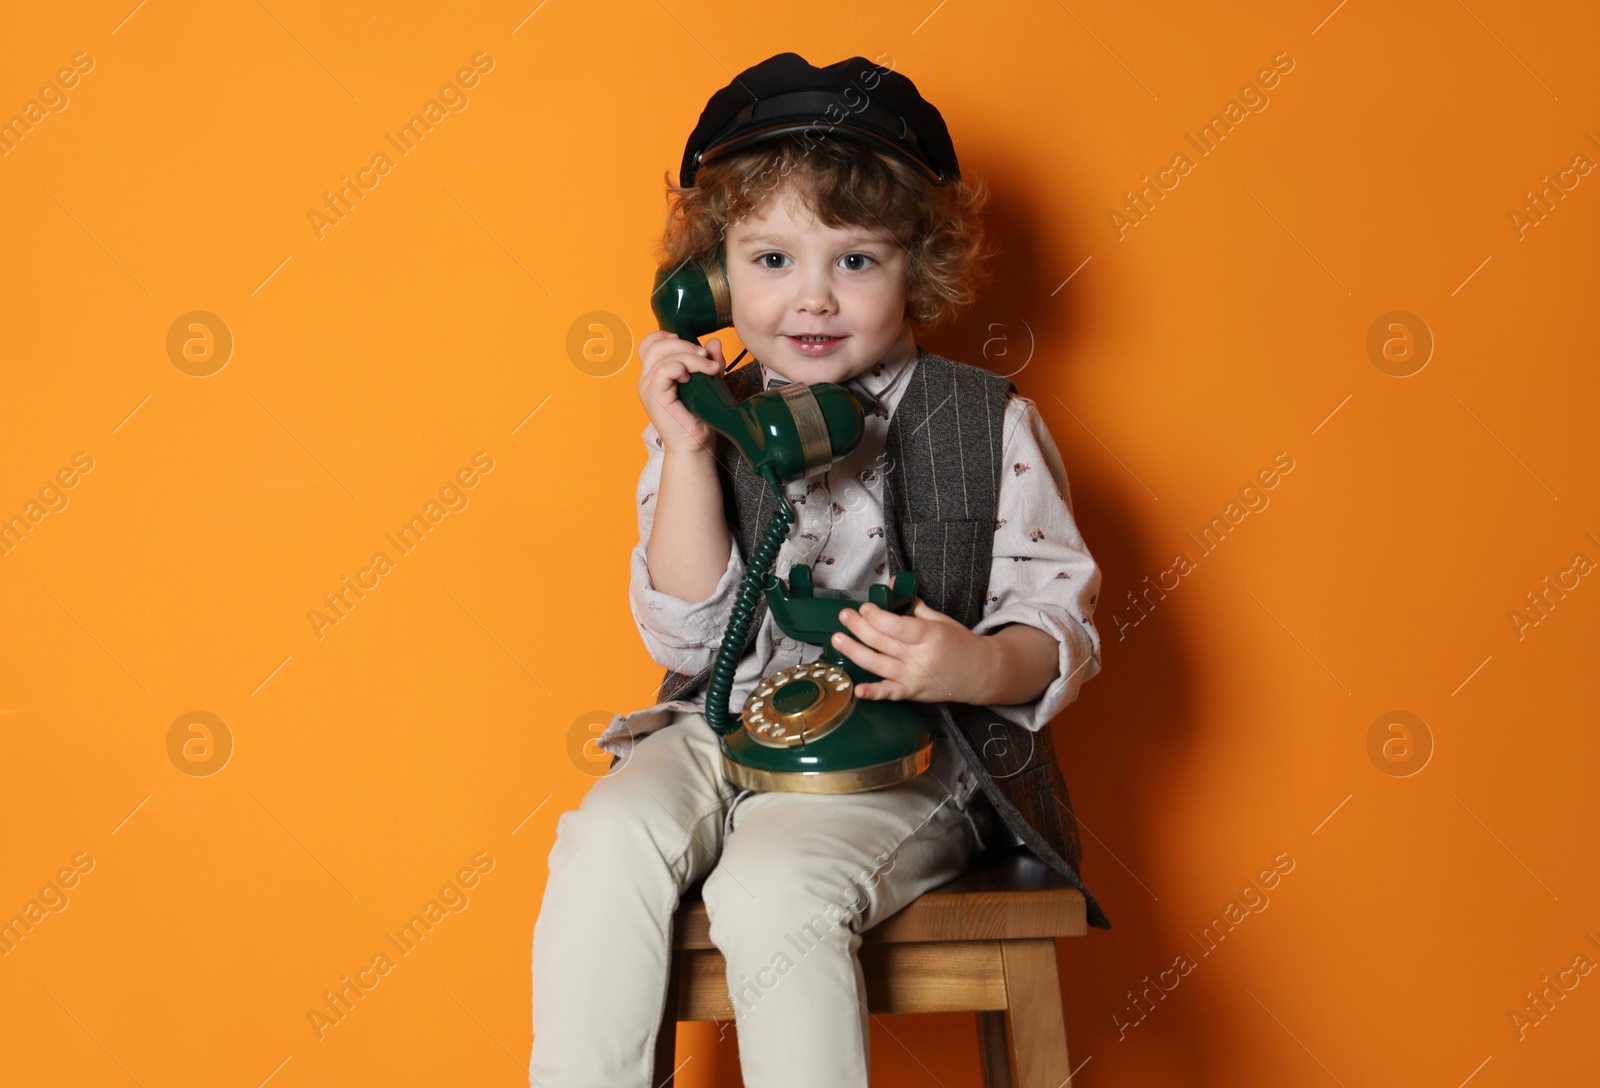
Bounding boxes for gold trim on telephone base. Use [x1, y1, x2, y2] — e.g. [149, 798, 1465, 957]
[719, 741, 933, 795]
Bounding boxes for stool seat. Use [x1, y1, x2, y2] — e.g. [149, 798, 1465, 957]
[655, 845, 1087, 1086]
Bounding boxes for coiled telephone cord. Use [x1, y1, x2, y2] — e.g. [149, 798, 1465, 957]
[702, 470, 795, 736]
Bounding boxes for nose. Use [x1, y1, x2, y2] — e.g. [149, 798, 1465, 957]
[792, 262, 837, 316]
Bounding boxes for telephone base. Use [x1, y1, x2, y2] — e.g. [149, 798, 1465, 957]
[719, 741, 932, 795]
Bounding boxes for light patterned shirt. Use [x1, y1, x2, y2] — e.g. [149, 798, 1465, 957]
[596, 346, 1103, 839]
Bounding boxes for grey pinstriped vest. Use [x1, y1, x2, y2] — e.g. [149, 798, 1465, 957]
[654, 346, 1109, 930]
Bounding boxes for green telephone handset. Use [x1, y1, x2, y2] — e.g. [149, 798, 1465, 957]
[650, 253, 934, 793]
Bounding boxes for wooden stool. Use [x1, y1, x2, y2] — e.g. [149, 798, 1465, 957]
[653, 844, 1087, 1087]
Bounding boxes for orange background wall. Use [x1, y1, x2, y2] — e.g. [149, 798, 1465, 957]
[2, 2, 1596, 1085]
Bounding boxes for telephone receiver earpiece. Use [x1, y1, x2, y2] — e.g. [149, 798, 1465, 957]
[650, 251, 864, 498]
[651, 246, 733, 346]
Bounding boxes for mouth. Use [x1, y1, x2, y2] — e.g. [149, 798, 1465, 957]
[785, 334, 848, 356]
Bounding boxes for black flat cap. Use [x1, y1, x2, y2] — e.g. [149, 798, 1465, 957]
[679, 52, 960, 188]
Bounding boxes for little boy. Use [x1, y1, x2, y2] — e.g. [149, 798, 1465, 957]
[531, 52, 1106, 1088]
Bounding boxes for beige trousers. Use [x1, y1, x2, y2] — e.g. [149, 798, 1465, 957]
[529, 710, 989, 1087]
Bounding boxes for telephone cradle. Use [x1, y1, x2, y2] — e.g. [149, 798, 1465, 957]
[716, 560, 935, 794]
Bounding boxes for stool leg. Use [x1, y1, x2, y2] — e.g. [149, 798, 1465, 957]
[976, 1010, 1014, 1087]
[1000, 938, 1073, 1087]
[652, 951, 680, 1084]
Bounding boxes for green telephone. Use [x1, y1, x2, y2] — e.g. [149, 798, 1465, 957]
[650, 253, 934, 794]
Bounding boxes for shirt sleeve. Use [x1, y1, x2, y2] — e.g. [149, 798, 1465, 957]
[969, 394, 1104, 732]
[627, 421, 746, 675]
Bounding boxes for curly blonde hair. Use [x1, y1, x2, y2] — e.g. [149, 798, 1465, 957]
[656, 131, 998, 331]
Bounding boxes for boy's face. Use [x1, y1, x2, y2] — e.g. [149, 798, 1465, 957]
[724, 179, 915, 386]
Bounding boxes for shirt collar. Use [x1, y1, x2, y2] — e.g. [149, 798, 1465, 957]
[759, 344, 921, 413]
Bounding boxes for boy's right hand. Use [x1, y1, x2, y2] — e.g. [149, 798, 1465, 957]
[637, 329, 729, 455]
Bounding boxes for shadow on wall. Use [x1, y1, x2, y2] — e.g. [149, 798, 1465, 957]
[925, 171, 1216, 1083]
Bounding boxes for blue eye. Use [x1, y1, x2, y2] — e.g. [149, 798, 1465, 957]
[754, 252, 875, 271]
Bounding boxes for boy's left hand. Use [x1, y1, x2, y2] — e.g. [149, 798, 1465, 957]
[830, 598, 989, 704]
